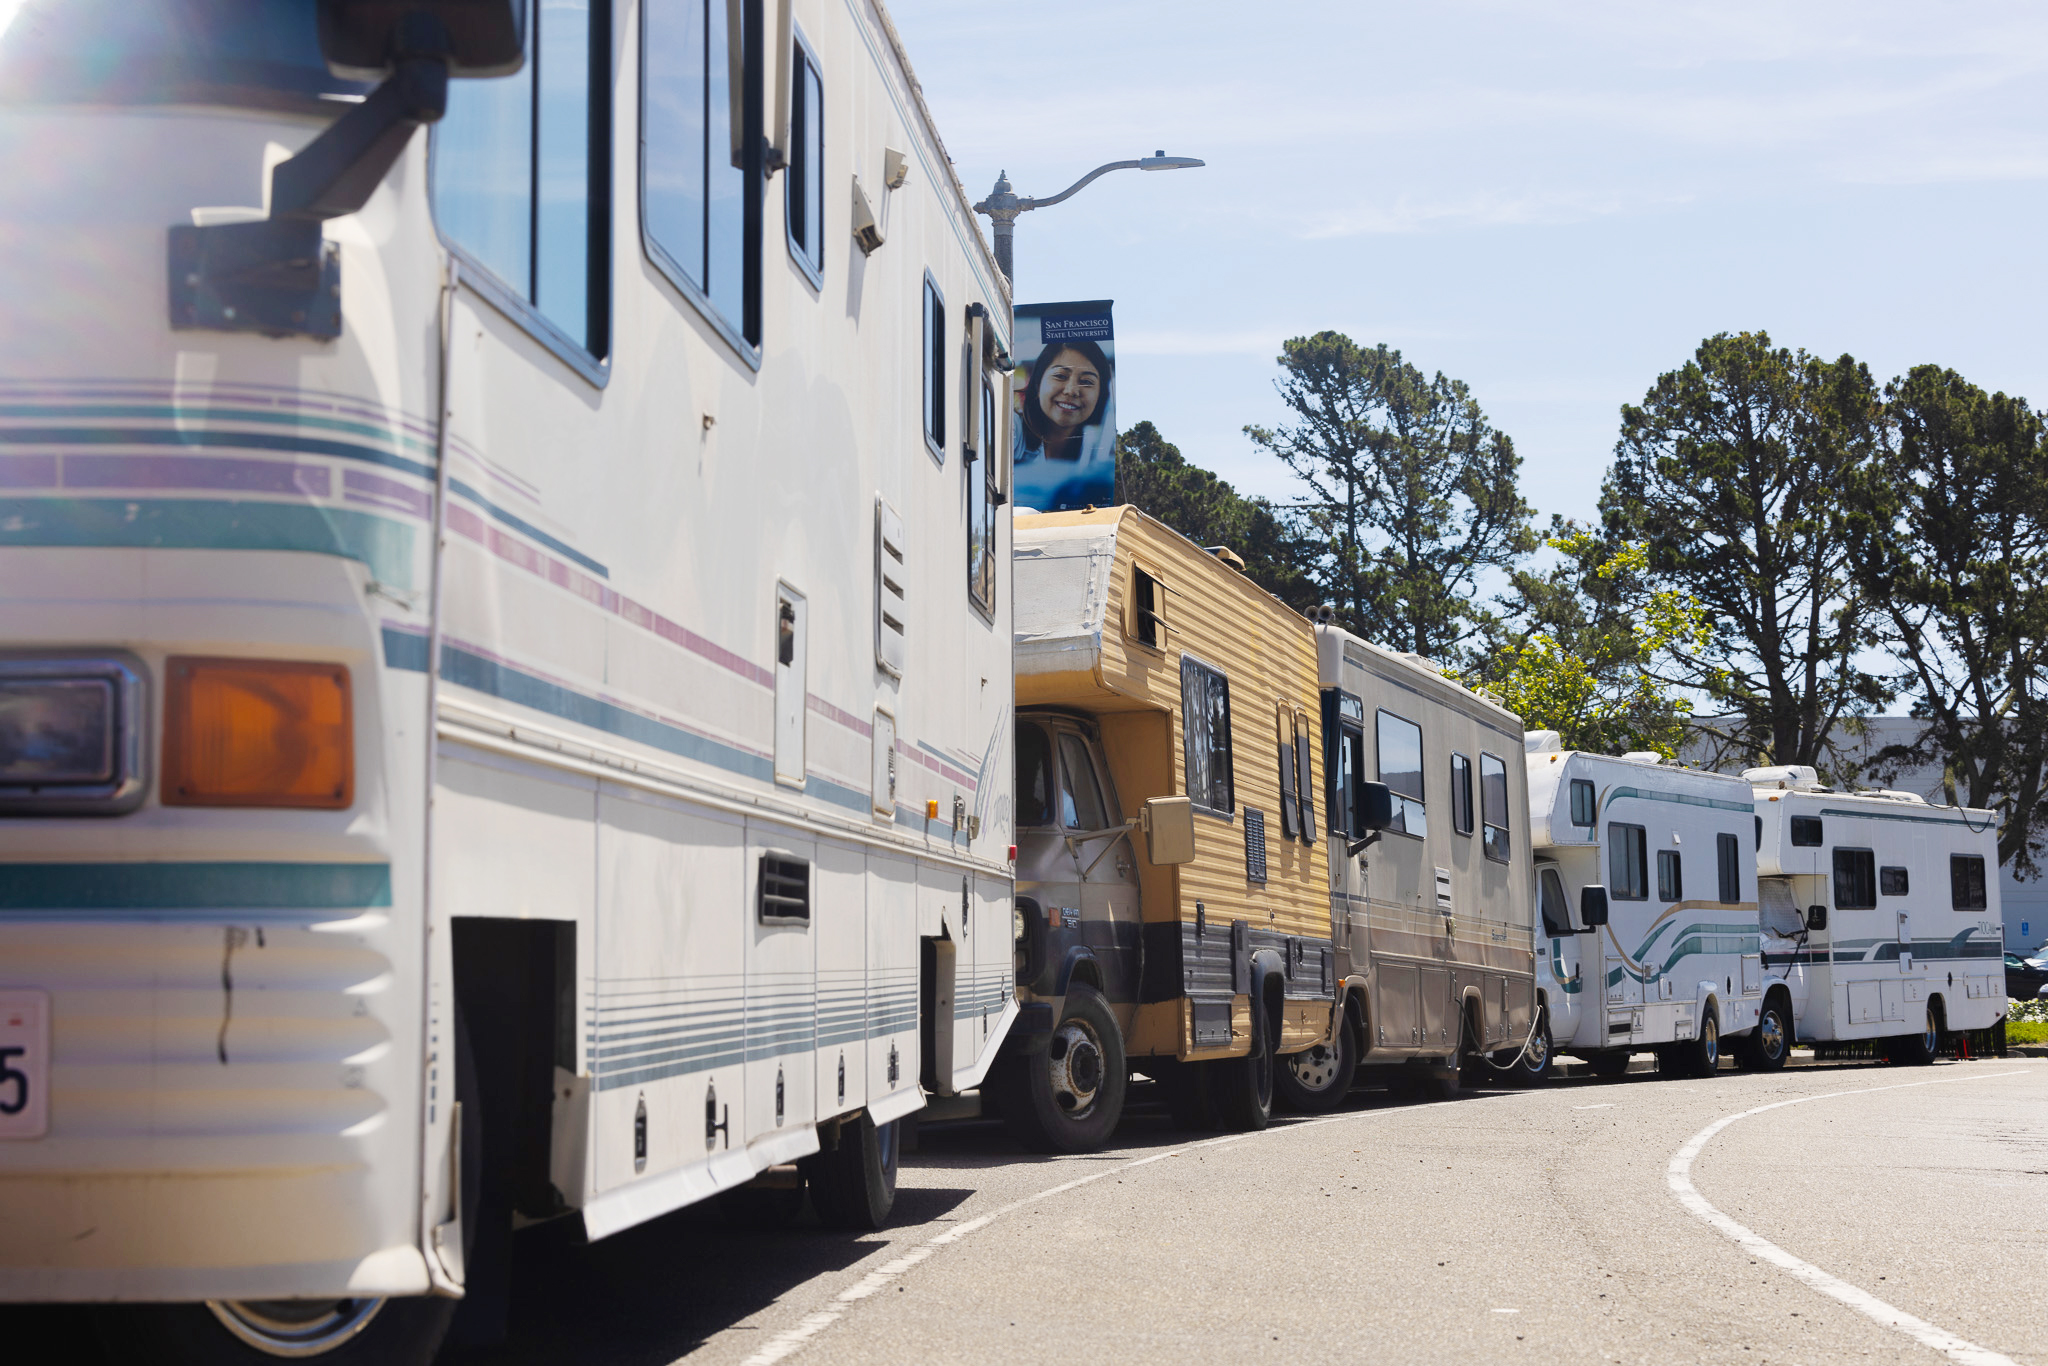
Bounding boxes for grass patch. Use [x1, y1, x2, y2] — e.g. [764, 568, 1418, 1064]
[2006, 1019, 2048, 1046]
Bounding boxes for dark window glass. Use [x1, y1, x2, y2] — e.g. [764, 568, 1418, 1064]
[1609, 823, 1648, 900]
[1131, 568, 1162, 647]
[644, 0, 758, 347]
[1951, 854, 1988, 910]
[1277, 709, 1300, 842]
[1180, 657, 1234, 813]
[1329, 722, 1362, 836]
[1539, 867, 1571, 937]
[1015, 722, 1054, 828]
[1790, 815, 1823, 847]
[1657, 849, 1683, 902]
[1058, 733, 1107, 831]
[437, 0, 609, 357]
[1294, 718, 1317, 845]
[1880, 866, 1909, 897]
[1833, 848, 1877, 910]
[1569, 779, 1596, 828]
[1717, 832, 1741, 905]
[785, 39, 823, 279]
[1480, 752, 1509, 863]
[1450, 753, 1474, 836]
[923, 277, 946, 456]
[968, 376, 997, 613]
[1376, 710, 1426, 837]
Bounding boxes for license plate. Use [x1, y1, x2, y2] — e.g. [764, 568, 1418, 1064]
[0, 991, 49, 1139]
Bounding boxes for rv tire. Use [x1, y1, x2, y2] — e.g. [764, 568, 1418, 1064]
[1664, 1010, 1719, 1078]
[1734, 998, 1791, 1072]
[805, 1112, 900, 1230]
[1889, 1006, 1940, 1067]
[992, 982, 1127, 1153]
[1212, 988, 1277, 1131]
[1508, 1005, 1553, 1085]
[1275, 1016, 1357, 1113]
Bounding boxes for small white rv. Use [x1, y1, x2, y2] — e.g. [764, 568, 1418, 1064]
[1526, 736, 1785, 1076]
[1749, 766, 2006, 1059]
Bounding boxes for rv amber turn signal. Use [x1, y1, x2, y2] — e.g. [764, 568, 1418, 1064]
[162, 657, 353, 808]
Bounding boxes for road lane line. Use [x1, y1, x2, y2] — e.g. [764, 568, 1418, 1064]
[735, 1100, 1438, 1366]
[1667, 1068, 2026, 1366]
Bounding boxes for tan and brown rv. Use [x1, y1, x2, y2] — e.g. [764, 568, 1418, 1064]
[993, 506, 1541, 1153]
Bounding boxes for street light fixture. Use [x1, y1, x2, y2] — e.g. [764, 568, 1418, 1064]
[973, 151, 1205, 286]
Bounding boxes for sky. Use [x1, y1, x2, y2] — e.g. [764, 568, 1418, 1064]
[888, 0, 2048, 528]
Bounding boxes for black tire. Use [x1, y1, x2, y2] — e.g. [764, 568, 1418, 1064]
[1664, 1011, 1720, 1078]
[993, 982, 1127, 1154]
[1889, 1008, 1940, 1066]
[1508, 1005, 1553, 1086]
[1735, 998, 1791, 1073]
[1212, 990, 1276, 1132]
[805, 1111, 900, 1230]
[1584, 1050, 1631, 1078]
[1274, 1015, 1357, 1114]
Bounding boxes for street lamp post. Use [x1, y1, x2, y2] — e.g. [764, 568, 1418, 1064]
[973, 151, 1204, 286]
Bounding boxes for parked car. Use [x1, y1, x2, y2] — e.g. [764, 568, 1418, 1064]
[2003, 952, 2048, 1001]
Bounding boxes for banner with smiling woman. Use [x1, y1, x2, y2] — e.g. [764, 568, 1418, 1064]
[1011, 300, 1116, 512]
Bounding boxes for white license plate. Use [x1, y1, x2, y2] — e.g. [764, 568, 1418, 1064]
[0, 991, 49, 1139]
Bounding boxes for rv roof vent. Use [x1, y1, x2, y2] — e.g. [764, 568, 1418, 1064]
[1524, 730, 1562, 754]
[1203, 546, 1246, 571]
[1399, 652, 1438, 670]
[1620, 751, 1663, 765]
[1743, 764, 1820, 791]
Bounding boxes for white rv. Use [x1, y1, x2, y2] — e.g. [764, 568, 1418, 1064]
[1749, 766, 2005, 1060]
[1526, 737, 1784, 1077]
[0, 1, 1014, 1360]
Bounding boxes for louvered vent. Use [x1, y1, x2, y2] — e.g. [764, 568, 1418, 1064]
[758, 854, 811, 924]
[875, 498, 907, 678]
[1243, 807, 1268, 884]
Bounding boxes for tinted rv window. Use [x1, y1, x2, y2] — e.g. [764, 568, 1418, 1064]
[1657, 850, 1683, 902]
[1058, 734, 1108, 831]
[1181, 658, 1234, 814]
[1376, 710, 1426, 837]
[1609, 823, 1648, 900]
[1480, 752, 1510, 862]
[1790, 815, 1823, 847]
[785, 36, 824, 281]
[1833, 849, 1877, 910]
[1131, 568, 1163, 647]
[643, 0, 759, 351]
[1449, 753, 1474, 836]
[1717, 832, 1741, 904]
[968, 375, 998, 614]
[1016, 722, 1054, 828]
[1539, 867, 1571, 937]
[923, 277, 947, 458]
[1570, 779, 1596, 828]
[1880, 866, 1909, 896]
[1329, 720, 1363, 836]
[1951, 854, 1988, 910]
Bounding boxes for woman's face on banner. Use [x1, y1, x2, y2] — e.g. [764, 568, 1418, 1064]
[1037, 348, 1101, 434]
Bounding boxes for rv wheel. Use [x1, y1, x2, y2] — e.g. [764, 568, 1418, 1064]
[806, 1112, 900, 1230]
[1508, 1005, 1553, 1085]
[1734, 999, 1791, 1072]
[1666, 1011, 1720, 1078]
[994, 982, 1127, 1153]
[1275, 1018, 1358, 1113]
[1889, 1009, 1940, 1067]
[1212, 991, 1277, 1131]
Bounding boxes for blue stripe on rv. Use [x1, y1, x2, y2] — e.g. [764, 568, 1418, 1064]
[0, 861, 393, 911]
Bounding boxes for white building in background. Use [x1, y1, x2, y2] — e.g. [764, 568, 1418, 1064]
[1687, 717, 2046, 953]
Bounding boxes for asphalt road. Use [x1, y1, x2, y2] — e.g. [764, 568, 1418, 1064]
[443, 1053, 2044, 1366]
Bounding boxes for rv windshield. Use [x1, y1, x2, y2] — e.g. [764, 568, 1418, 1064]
[1016, 722, 1056, 829]
[0, 0, 370, 112]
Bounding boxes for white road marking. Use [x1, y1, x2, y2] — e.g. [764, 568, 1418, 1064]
[735, 1102, 1433, 1366]
[1572, 1103, 1615, 1110]
[1667, 1068, 2026, 1366]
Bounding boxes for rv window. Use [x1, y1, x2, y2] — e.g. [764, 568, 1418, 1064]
[923, 276, 947, 459]
[1181, 657, 1235, 814]
[440, 0, 612, 359]
[1570, 779, 1596, 828]
[642, 0, 762, 353]
[1375, 710, 1427, 838]
[1833, 848, 1877, 910]
[1717, 832, 1741, 904]
[1657, 849, 1683, 902]
[1790, 815, 1823, 847]
[1449, 753, 1474, 836]
[1058, 733, 1108, 831]
[1294, 712, 1317, 845]
[1539, 867, 1572, 936]
[1950, 854, 1988, 910]
[1131, 568, 1164, 648]
[1608, 823, 1648, 900]
[968, 374, 998, 613]
[1329, 721, 1363, 836]
[1880, 866, 1909, 897]
[1016, 723, 1055, 828]
[1479, 752, 1510, 863]
[785, 35, 825, 281]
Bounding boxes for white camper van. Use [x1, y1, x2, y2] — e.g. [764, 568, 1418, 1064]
[1749, 767, 2005, 1060]
[0, 2, 1015, 1360]
[1526, 737, 1785, 1077]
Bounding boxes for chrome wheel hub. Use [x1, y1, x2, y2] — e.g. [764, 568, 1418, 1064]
[1701, 1018, 1719, 1067]
[1759, 1009, 1786, 1059]
[1047, 1017, 1104, 1116]
[207, 1298, 384, 1358]
[1287, 1043, 1341, 1092]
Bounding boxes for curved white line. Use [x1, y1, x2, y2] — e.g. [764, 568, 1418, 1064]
[1667, 1069, 2025, 1366]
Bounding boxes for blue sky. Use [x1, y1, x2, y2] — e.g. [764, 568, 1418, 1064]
[890, 0, 2048, 527]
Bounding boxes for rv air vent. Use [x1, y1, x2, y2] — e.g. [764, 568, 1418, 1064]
[1243, 808, 1268, 884]
[758, 854, 811, 923]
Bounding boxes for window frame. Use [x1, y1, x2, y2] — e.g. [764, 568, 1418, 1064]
[1657, 849, 1683, 903]
[1180, 654, 1235, 817]
[1950, 854, 1988, 911]
[1717, 831, 1742, 905]
[922, 272, 947, 463]
[1833, 847, 1878, 911]
[783, 24, 825, 290]
[1609, 822, 1649, 901]
[1374, 708, 1427, 839]
[637, 0, 766, 369]
[966, 367, 998, 619]
[1569, 779, 1597, 828]
[1880, 865, 1909, 897]
[1479, 751, 1510, 863]
[1790, 815, 1823, 847]
[1449, 752, 1474, 837]
[1128, 565, 1165, 649]
[433, 0, 614, 387]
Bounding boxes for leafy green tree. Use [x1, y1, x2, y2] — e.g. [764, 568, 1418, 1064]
[1244, 333, 1536, 663]
[1602, 330, 1889, 774]
[1464, 531, 1710, 758]
[1848, 365, 2048, 875]
[1115, 420, 1316, 612]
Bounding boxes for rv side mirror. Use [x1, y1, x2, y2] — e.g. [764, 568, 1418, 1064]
[318, 0, 528, 79]
[1141, 796, 1195, 866]
[1355, 779, 1394, 832]
[1806, 904, 1828, 932]
[1579, 885, 1609, 930]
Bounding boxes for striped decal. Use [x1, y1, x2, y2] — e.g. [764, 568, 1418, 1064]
[0, 861, 393, 911]
[1607, 785, 1755, 815]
